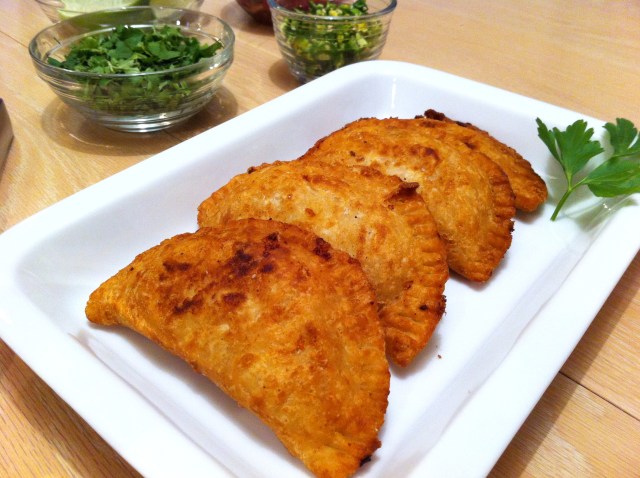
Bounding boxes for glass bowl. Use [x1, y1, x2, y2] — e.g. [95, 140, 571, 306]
[36, 0, 204, 22]
[268, 0, 396, 83]
[29, 7, 234, 132]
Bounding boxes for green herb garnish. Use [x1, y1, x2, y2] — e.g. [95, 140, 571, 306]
[48, 25, 222, 113]
[280, 0, 383, 79]
[537, 117, 640, 220]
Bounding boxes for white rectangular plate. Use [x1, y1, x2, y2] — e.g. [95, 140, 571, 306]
[1, 61, 638, 478]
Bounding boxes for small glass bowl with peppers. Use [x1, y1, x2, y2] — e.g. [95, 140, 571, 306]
[268, 0, 396, 83]
[28, 6, 234, 132]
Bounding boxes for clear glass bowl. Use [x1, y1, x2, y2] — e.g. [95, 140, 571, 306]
[29, 7, 234, 132]
[35, 0, 204, 23]
[268, 0, 396, 83]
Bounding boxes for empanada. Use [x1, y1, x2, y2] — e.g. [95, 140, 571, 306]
[419, 109, 548, 211]
[198, 161, 448, 366]
[86, 219, 389, 478]
[302, 117, 516, 282]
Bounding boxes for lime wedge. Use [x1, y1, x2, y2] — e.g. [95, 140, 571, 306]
[58, 0, 147, 19]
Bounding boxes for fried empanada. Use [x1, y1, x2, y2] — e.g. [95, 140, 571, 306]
[302, 117, 516, 282]
[198, 161, 448, 366]
[86, 219, 389, 478]
[418, 109, 548, 212]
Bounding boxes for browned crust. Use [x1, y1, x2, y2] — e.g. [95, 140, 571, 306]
[419, 109, 548, 211]
[301, 117, 516, 282]
[86, 219, 389, 478]
[198, 161, 449, 366]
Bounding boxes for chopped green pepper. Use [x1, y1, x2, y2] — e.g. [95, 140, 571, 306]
[280, 0, 384, 79]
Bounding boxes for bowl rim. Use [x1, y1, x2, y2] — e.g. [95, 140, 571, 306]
[28, 6, 235, 79]
[266, 0, 397, 20]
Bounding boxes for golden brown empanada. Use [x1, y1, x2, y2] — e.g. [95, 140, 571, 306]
[198, 161, 448, 366]
[302, 117, 516, 282]
[419, 109, 548, 212]
[86, 218, 389, 478]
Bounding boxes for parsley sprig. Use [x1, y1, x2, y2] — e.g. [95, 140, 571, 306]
[537, 117, 640, 221]
[48, 25, 222, 113]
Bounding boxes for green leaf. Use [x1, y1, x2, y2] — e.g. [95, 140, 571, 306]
[537, 117, 604, 188]
[604, 117, 640, 159]
[536, 118, 561, 161]
[553, 119, 604, 179]
[147, 41, 181, 60]
[584, 157, 640, 197]
[110, 40, 133, 60]
[538, 117, 640, 220]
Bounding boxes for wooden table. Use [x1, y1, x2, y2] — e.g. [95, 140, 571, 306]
[1, 0, 639, 476]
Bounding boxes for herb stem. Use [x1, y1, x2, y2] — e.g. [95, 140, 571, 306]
[551, 188, 573, 221]
[538, 117, 640, 221]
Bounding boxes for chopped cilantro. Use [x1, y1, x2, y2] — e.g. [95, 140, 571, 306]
[48, 25, 223, 114]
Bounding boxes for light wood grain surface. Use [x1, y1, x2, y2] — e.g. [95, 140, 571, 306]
[1, 0, 639, 476]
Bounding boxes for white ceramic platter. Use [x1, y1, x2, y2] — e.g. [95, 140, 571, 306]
[1, 61, 638, 477]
